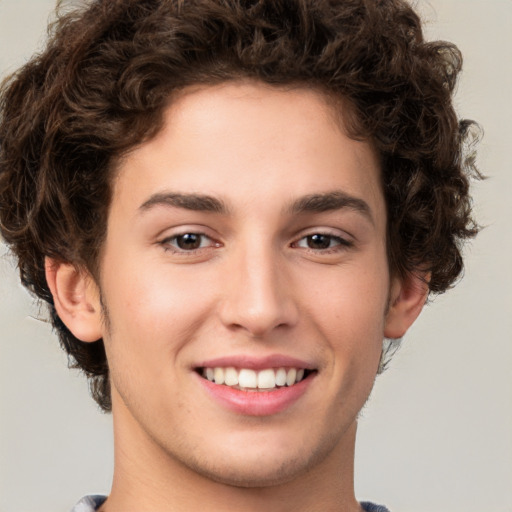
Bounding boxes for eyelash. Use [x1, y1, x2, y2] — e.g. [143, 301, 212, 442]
[292, 233, 353, 252]
[161, 232, 219, 253]
[160, 231, 353, 255]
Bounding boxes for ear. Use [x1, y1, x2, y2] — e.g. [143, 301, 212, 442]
[384, 272, 430, 339]
[45, 258, 103, 342]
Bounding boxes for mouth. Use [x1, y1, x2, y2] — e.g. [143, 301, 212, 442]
[196, 366, 316, 391]
[195, 357, 318, 415]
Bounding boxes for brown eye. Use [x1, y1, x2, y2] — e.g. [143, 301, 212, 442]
[175, 233, 203, 250]
[163, 232, 215, 252]
[294, 233, 352, 251]
[306, 234, 333, 249]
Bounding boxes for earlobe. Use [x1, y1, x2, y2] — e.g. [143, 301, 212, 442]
[384, 272, 430, 339]
[45, 258, 103, 342]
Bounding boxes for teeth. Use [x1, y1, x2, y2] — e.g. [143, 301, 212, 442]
[224, 367, 238, 386]
[286, 368, 297, 386]
[238, 369, 258, 388]
[275, 368, 287, 386]
[202, 366, 308, 390]
[257, 369, 276, 389]
[213, 367, 225, 385]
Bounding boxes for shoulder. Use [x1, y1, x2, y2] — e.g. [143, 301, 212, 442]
[69, 495, 107, 512]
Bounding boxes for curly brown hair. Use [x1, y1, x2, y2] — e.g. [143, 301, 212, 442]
[0, 0, 479, 411]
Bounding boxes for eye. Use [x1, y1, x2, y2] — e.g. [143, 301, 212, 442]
[295, 233, 351, 251]
[162, 232, 216, 252]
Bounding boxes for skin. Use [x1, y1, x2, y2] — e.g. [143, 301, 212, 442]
[46, 81, 427, 512]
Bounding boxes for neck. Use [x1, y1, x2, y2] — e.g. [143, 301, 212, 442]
[102, 394, 362, 512]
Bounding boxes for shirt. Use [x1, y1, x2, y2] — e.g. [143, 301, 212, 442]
[70, 495, 390, 511]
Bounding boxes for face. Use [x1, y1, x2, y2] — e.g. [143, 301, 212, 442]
[91, 82, 399, 486]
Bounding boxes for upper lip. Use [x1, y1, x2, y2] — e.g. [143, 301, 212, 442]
[195, 354, 316, 371]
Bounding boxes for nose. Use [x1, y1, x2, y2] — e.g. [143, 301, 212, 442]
[218, 243, 299, 338]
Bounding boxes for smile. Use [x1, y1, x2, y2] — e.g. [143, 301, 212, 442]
[200, 367, 311, 391]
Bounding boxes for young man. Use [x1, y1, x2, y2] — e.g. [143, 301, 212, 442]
[0, 1, 479, 511]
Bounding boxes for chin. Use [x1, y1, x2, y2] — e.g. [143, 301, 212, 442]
[187, 456, 311, 488]
[177, 436, 335, 489]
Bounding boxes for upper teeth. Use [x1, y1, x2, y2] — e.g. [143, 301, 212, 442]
[202, 367, 306, 389]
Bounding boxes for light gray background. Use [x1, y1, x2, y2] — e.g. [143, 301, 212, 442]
[0, 1, 511, 511]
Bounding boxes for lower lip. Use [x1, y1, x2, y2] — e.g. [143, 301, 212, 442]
[197, 373, 313, 416]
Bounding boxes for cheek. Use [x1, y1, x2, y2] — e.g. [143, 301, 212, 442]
[306, 254, 390, 372]
[100, 250, 215, 360]
[310, 256, 389, 330]
[98, 255, 213, 412]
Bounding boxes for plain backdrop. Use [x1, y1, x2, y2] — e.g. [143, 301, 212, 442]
[0, 1, 511, 511]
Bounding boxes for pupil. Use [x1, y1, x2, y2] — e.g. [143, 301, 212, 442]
[308, 234, 331, 249]
[177, 233, 201, 250]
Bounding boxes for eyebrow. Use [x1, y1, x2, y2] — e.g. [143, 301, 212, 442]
[139, 190, 372, 222]
[287, 191, 373, 222]
[139, 192, 228, 214]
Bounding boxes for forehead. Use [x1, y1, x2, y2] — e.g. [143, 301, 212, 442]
[112, 81, 383, 224]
